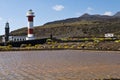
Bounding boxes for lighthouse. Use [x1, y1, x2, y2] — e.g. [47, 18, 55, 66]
[5, 22, 10, 42]
[26, 9, 35, 40]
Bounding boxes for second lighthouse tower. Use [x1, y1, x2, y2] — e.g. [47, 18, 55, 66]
[26, 9, 35, 40]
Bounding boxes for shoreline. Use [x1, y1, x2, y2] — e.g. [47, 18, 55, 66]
[0, 48, 120, 53]
[1, 39, 120, 52]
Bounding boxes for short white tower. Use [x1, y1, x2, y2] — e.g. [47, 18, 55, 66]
[26, 9, 35, 40]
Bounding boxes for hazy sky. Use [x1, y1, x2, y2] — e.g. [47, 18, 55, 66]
[0, 0, 120, 35]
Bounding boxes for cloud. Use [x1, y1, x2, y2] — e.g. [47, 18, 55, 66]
[85, 7, 94, 14]
[53, 5, 64, 11]
[87, 7, 94, 11]
[75, 7, 94, 17]
[103, 11, 112, 16]
[75, 12, 82, 17]
[0, 17, 3, 21]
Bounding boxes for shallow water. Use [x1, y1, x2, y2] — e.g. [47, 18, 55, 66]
[0, 50, 120, 80]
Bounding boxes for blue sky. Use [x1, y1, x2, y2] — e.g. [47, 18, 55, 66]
[0, 0, 120, 35]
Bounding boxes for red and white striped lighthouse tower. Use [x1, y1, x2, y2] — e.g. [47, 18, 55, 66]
[26, 9, 35, 40]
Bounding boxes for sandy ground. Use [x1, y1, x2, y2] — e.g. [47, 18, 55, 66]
[0, 50, 120, 80]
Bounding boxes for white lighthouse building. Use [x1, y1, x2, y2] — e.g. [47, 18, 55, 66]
[26, 9, 35, 40]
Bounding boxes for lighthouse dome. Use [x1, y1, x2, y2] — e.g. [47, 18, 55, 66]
[26, 9, 35, 16]
[5, 22, 9, 28]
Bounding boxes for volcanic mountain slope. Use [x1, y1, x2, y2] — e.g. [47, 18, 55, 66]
[8, 11, 120, 39]
[114, 11, 120, 17]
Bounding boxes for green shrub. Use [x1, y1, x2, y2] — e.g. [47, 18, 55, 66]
[27, 44, 32, 47]
[115, 40, 120, 43]
[20, 44, 27, 48]
[8, 45, 12, 48]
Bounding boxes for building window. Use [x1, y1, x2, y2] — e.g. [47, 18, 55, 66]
[17, 39, 19, 41]
[14, 39, 16, 41]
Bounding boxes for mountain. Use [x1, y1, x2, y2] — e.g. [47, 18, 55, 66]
[114, 11, 120, 17]
[1, 11, 120, 42]
[80, 13, 111, 20]
[45, 13, 112, 25]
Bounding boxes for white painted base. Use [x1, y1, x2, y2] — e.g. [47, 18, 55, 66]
[26, 36, 35, 40]
[28, 34, 34, 37]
